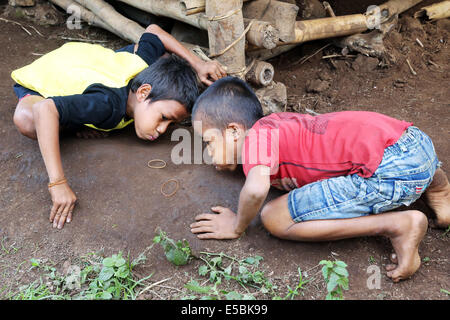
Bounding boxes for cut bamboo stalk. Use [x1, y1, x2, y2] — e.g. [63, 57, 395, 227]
[74, 0, 144, 43]
[245, 19, 279, 49]
[206, 0, 246, 77]
[243, 0, 299, 42]
[414, 1, 450, 20]
[245, 60, 274, 86]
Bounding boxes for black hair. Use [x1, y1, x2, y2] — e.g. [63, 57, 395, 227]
[192, 76, 263, 129]
[130, 54, 199, 113]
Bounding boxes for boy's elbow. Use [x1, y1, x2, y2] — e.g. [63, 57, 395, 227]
[243, 181, 270, 202]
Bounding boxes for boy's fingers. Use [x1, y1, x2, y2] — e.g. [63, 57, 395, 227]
[190, 220, 213, 229]
[49, 203, 58, 222]
[53, 204, 65, 228]
[202, 78, 213, 86]
[191, 226, 214, 234]
[195, 213, 215, 221]
[67, 203, 75, 223]
[58, 205, 71, 229]
[211, 206, 225, 213]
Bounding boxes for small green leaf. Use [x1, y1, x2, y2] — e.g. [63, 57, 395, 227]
[211, 257, 222, 266]
[238, 266, 248, 274]
[114, 257, 126, 267]
[335, 261, 347, 268]
[100, 291, 112, 300]
[327, 272, 340, 292]
[184, 280, 212, 294]
[223, 265, 232, 275]
[98, 267, 114, 281]
[198, 265, 209, 276]
[333, 266, 349, 277]
[102, 257, 115, 267]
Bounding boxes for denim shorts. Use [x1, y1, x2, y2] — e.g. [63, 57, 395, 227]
[287, 126, 440, 222]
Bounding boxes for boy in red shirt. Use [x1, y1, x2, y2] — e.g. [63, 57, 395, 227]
[190, 77, 450, 282]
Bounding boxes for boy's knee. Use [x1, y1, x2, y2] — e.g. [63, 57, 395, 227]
[13, 108, 36, 139]
[260, 202, 289, 239]
[145, 24, 161, 34]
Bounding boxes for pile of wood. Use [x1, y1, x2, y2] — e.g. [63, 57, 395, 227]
[12, 0, 438, 113]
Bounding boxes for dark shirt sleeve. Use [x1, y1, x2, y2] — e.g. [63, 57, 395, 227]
[135, 33, 166, 66]
[50, 84, 128, 130]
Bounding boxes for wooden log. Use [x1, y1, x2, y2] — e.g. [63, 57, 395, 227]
[116, 0, 278, 49]
[414, 1, 450, 20]
[206, 0, 246, 77]
[245, 60, 274, 87]
[49, 0, 117, 34]
[74, 0, 144, 43]
[243, 0, 299, 42]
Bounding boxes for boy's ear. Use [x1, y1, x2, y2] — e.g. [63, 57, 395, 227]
[227, 122, 245, 141]
[136, 84, 152, 102]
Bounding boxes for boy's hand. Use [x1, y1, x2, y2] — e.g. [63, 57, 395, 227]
[194, 60, 227, 86]
[49, 183, 77, 229]
[190, 206, 241, 240]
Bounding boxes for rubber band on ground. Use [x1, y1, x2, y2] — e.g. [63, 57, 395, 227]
[147, 159, 167, 169]
[160, 179, 180, 197]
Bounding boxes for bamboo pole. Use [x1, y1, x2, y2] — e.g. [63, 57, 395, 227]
[206, 0, 246, 77]
[49, 0, 116, 34]
[414, 1, 450, 20]
[74, 0, 144, 43]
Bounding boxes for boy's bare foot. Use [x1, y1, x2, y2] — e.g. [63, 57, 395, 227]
[385, 210, 428, 282]
[75, 128, 109, 139]
[424, 168, 450, 228]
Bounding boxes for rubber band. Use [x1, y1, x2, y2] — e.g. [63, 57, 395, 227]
[160, 179, 180, 197]
[147, 159, 167, 169]
[48, 177, 67, 188]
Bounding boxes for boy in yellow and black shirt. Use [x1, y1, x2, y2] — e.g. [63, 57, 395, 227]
[11, 24, 226, 230]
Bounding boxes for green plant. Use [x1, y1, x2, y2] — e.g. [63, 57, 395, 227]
[76, 252, 152, 300]
[282, 267, 309, 300]
[319, 260, 349, 300]
[11, 251, 152, 300]
[153, 230, 192, 266]
[183, 251, 276, 300]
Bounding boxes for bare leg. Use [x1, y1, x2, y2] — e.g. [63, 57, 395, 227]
[424, 168, 450, 228]
[260, 194, 428, 282]
[13, 95, 44, 140]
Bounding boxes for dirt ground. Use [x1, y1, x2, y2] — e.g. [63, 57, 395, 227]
[0, 0, 449, 300]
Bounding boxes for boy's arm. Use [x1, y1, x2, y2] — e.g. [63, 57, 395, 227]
[146, 24, 227, 86]
[33, 99, 77, 229]
[191, 165, 271, 240]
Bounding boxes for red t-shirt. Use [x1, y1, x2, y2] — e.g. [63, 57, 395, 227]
[241, 111, 412, 189]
